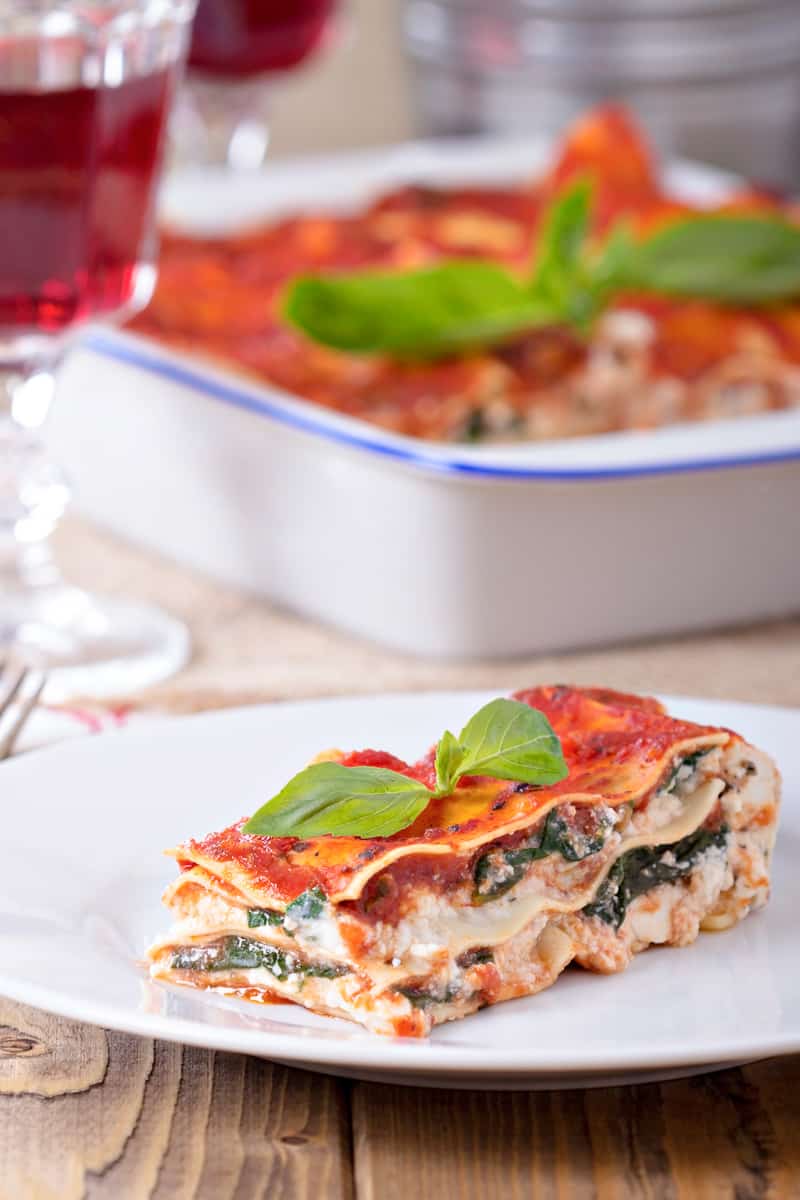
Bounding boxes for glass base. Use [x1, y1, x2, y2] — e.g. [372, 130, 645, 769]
[2, 586, 190, 702]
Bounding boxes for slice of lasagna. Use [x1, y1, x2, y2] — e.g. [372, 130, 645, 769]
[147, 686, 780, 1037]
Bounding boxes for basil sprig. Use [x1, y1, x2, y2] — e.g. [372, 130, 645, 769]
[435, 697, 568, 790]
[285, 260, 553, 359]
[243, 762, 432, 839]
[243, 698, 568, 839]
[284, 181, 800, 360]
[529, 177, 597, 329]
[625, 213, 800, 304]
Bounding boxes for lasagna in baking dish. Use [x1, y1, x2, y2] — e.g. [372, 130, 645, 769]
[148, 686, 780, 1037]
[134, 106, 800, 442]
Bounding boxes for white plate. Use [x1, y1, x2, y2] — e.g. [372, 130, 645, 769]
[1, 690, 796, 1089]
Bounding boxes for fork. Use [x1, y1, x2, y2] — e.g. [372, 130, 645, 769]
[0, 660, 47, 761]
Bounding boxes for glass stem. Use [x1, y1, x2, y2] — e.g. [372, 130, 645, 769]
[0, 346, 70, 643]
[0, 340, 188, 693]
[172, 75, 272, 169]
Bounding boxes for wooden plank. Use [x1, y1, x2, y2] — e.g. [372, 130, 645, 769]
[351, 1058, 800, 1200]
[0, 1000, 353, 1200]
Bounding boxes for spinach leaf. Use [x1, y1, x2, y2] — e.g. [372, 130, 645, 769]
[396, 983, 460, 1009]
[473, 806, 610, 903]
[247, 908, 284, 929]
[662, 748, 711, 795]
[581, 858, 627, 928]
[285, 886, 327, 921]
[171, 935, 347, 980]
[533, 807, 610, 862]
[473, 843, 540, 903]
[583, 824, 730, 930]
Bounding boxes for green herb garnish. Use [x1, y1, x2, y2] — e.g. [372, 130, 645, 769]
[285, 260, 552, 359]
[529, 177, 601, 329]
[626, 213, 800, 304]
[284, 182, 800, 361]
[435, 698, 567, 791]
[243, 697, 568, 840]
[243, 762, 433, 840]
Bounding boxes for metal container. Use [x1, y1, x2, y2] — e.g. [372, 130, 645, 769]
[403, 0, 800, 189]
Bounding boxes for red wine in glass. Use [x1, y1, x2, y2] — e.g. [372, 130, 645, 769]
[189, 0, 337, 77]
[0, 69, 177, 336]
[0, 1, 195, 698]
[176, 0, 339, 167]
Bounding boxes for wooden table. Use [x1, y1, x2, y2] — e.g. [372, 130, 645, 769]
[2, 519, 799, 1199]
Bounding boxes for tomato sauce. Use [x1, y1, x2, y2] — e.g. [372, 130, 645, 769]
[174, 686, 726, 914]
[132, 106, 800, 443]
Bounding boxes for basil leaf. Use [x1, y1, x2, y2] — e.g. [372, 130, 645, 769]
[586, 219, 636, 309]
[242, 698, 567, 840]
[243, 762, 433, 838]
[530, 179, 593, 325]
[539, 179, 592, 275]
[631, 214, 800, 304]
[453, 698, 568, 787]
[283, 179, 800, 367]
[530, 183, 638, 328]
[284, 261, 555, 359]
[435, 729, 465, 794]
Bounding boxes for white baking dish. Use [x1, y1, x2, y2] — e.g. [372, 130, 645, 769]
[50, 138, 800, 658]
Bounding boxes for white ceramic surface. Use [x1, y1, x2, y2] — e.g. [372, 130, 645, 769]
[49, 138, 800, 657]
[0, 690, 796, 1089]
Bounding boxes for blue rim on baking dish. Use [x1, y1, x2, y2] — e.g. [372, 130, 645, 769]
[89, 328, 800, 483]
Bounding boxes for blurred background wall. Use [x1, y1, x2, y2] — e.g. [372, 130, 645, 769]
[266, 0, 413, 156]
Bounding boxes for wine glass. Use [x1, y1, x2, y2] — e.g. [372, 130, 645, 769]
[174, 0, 339, 169]
[0, 0, 196, 698]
